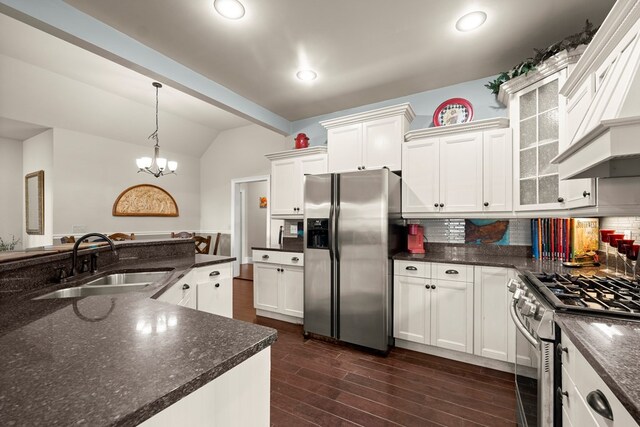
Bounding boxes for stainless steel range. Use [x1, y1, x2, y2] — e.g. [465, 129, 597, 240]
[509, 271, 640, 427]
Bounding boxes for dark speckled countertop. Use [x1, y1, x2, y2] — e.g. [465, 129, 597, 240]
[556, 313, 640, 423]
[0, 251, 277, 426]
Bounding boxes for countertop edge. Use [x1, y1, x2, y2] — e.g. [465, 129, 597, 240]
[115, 330, 278, 426]
[251, 247, 303, 253]
[555, 314, 640, 423]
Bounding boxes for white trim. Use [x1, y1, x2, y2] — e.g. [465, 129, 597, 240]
[404, 118, 509, 141]
[319, 103, 416, 129]
[256, 309, 303, 325]
[265, 146, 327, 161]
[230, 175, 270, 278]
[53, 230, 230, 239]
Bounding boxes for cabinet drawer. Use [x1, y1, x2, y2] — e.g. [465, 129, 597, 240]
[433, 263, 473, 282]
[253, 250, 282, 264]
[193, 263, 232, 283]
[560, 331, 579, 379]
[394, 260, 430, 278]
[158, 272, 194, 305]
[280, 252, 304, 267]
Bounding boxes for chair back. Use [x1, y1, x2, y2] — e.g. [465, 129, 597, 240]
[212, 232, 221, 255]
[60, 236, 76, 244]
[194, 235, 212, 254]
[171, 231, 194, 238]
[108, 233, 135, 241]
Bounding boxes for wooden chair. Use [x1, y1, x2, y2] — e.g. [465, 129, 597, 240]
[194, 235, 212, 254]
[212, 232, 221, 255]
[171, 231, 194, 238]
[108, 233, 135, 241]
[60, 236, 76, 244]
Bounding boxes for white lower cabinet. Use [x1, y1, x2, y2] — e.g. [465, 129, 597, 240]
[560, 332, 636, 427]
[157, 263, 233, 318]
[473, 266, 516, 362]
[253, 250, 304, 324]
[394, 261, 473, 354]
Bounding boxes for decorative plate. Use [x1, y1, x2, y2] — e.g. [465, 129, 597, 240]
[433, 98, 474, 127]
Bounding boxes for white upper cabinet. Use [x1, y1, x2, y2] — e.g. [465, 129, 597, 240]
[266, 147, 328, 218]
[402, 118, 512, 216]
[321, 103, 415, 173]
[498, 49, 595, 211]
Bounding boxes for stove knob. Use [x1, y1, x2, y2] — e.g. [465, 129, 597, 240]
[512, 288, 523, 300]
[521, 301, 538, 317]
[507, 279, 520, 293]
[517, 297, 530, 309]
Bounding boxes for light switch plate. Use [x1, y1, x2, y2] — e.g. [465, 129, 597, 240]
[290, 225, 298, 234]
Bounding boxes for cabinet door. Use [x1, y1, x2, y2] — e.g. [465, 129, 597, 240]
[362, 116, 402, 171]
[439, 132, 483, 212]
[197, 278, 233, 318]
[297, 154, 328, 215]
[482, 129, 513, 212]
[178, 286, 196, 310]
[393, 275, 430, 344]
[327, 123, 363, 173]
[271, 159, 299, 216]
[473, 267, 514, 362]
[254, 263, 280, 312]
[431, 279, 473, 353]
[280, 266, 304, 318]
[402, 138, 440, 213]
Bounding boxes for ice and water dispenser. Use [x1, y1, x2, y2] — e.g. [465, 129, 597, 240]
[306, 218, 329, 249]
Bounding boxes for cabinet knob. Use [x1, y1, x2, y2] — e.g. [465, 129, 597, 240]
[362, 166, 365, 170]
[291, 257, 299, 262]
[215, 283, 220, 288]
[425, 284, 429, 289]
[558, 197, 565, 203]
[182, 284, 190, 290]
[557, 387, 569, 401]
[209, 271, 220, 277]
[583, 190, 591, 198]
[556, 343, 568, 358]
[483, 202, 489, 207]
[586, 390, 614, 421]
[439, 203, 444, 208]
[357, 166, 361, 170]
[434, 203, 439, 207]
[431, 285, 436, 289]
[262, 255, 269, 260]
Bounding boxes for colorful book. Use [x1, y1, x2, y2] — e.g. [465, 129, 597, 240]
[571, 218, 600, 260]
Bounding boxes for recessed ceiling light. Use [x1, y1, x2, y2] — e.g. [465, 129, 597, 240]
[296, 69, 318, 81]
[455, 11, 487, 32]
[214, 0, 245, 20]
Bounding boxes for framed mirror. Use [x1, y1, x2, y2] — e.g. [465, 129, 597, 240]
[25, 170, 44, 235]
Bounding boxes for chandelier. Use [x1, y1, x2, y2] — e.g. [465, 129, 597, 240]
[136, 82, 177, 177]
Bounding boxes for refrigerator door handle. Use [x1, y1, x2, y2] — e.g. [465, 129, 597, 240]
[334, 205, 341, 262]
[329, 204, 335, 261]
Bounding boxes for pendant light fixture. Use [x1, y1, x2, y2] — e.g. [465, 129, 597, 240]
[136, 82, 177, 177]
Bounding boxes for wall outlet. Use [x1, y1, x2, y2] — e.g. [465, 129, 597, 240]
[72, 225, 87, 234]
[290, 225, 298, 234]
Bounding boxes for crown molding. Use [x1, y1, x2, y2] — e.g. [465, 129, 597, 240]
[497, 45, 586, 105]
[265, 146, 327, 161]
[404, 118, 509, 141]
[319, 103, 416, 129]
[561, 0, 640, 97]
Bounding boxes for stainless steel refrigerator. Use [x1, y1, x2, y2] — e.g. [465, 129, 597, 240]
[303, 168, 403, 351]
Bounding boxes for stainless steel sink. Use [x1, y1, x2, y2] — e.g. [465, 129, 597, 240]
[35, 283, 151, 299]
[34, 270, 170, 300]
[84, 271, 169, 287]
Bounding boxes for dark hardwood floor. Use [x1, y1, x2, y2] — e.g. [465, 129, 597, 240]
[233, 266, 517, 426]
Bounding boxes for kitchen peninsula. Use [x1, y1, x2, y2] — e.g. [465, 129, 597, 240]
[0, 239, 276, 426]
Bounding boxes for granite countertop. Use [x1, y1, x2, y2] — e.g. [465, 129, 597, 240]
[252, 246, 304, 253]
[556, 313, 640, 423]
[0, 253, 277, 426]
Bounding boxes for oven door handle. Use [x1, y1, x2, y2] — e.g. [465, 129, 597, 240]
[510, 300, 538, 346]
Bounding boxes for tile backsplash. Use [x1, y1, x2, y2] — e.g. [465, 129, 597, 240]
[409, 218, 532, 246]
[598, 216, 640, 251]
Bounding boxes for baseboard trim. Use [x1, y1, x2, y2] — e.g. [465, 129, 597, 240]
[256, 309, 303, 325]
[394, 338, 515, 373]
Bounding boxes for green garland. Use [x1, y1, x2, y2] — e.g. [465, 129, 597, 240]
[486, 20, 599, 95]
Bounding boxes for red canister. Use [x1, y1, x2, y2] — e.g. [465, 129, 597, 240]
[294, 133, 309, 149]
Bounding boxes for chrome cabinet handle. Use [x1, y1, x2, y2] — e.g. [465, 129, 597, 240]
[214, 283, 220, 288]
[262, 255, 269, 260]
[445, 269, 459, 275]
[209, 271, 220, 277]
[406, 266, 418, 271]
[587, 390, 614, 420]
[291, 257, 299, 262]
[182, 284, 190, 290]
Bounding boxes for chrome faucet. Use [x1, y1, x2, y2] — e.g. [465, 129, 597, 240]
[71, 233, 117, 277]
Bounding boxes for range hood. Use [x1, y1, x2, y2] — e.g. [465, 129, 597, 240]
[552, 0, 640, 179]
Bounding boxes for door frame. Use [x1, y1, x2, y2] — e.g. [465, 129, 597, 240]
[230, 175, 270, 277]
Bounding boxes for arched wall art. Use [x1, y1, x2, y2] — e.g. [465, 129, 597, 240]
[112, 184, 179, 217]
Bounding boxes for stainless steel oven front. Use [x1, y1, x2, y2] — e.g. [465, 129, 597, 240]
[508, 277, 557, 427]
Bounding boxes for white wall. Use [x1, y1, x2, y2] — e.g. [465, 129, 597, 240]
[241, 181, 268, 260]
[52, 128, 201, 236]
[0, 137, 23, 249]
[22, 129, 54, 248]
[200, 124, 286, 232]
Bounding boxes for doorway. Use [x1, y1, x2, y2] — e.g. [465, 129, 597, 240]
[230, 175, 270, 277]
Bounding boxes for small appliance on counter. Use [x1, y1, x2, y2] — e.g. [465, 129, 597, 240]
[407, 224, 425, 254]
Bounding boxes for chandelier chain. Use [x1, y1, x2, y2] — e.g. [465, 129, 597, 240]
[148, 83, 160, 146]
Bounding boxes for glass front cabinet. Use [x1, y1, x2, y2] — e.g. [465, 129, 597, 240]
[508, 67, 595, 211]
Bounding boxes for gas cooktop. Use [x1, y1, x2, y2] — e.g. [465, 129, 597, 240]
[524, 272, 640, 319]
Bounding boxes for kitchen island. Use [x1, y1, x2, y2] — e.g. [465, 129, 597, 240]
[0, 239, 276, 426]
